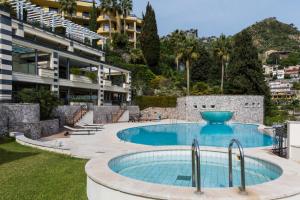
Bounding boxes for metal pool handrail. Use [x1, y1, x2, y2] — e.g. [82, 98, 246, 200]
[191, 139, 203, 194]
[228, 139, 246, 193]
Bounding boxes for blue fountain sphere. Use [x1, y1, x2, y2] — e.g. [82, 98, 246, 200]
[201, 111, 234, 124]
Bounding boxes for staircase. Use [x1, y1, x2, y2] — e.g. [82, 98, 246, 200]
[66, 106, 88, 126]
[112, 109, 127, 123]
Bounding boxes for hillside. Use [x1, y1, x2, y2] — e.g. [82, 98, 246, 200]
[243, 17, 300, 53]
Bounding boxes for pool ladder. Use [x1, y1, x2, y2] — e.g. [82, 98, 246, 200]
[228, 139, 247, 194]
[191, 139, 203, 194]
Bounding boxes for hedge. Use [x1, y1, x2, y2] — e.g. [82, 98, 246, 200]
[134, 96, 177, 110]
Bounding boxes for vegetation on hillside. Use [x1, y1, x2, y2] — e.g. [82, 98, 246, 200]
[244, 17, 300, 53]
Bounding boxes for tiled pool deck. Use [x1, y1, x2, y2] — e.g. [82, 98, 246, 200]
[15, 120, 300, 199]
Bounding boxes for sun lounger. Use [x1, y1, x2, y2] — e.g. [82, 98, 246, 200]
[64, 126, 97, 135]
[81, 122, 104, 127]
[77, 124, 103, 131]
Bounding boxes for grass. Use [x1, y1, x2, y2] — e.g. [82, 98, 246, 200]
[0, 137, 87, 200]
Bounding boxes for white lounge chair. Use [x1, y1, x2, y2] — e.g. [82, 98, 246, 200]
[82, 122, 104, 127]
[64, 126, 97, 135]
[76, 124, 103, 131]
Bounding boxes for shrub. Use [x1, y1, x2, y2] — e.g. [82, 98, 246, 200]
[17, 89, 61, 120]
[70, 67, 81, 76]
[86, 71, 97, 82]
[134, 96, 177, 110]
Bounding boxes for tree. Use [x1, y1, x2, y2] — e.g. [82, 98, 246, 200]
[178, 37, 200, 95]
[226, 30, 271, 115]
[291, 99, 300, 116]
[58, 0, 77, 19]
[100, 0, 119, 38]
[191, 45, 213, 83]
[17, 89, 61, 120]
[213, 34, 231, 93]
[111, 32, 129, 50]
[169, 30, 186, 71]
[119, 0, 133, 33]
[140, 2, 160, 73]
[89, 0, 97, 32]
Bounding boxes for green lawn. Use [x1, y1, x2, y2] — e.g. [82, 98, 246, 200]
[0, 137, 87, 200]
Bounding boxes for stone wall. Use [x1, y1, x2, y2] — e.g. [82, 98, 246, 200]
[40, 119, 60, 137]
[127, 106, 140, 117]
[0, 103, 40, 137]
[0, 103, 60, 139]
[93, 106, 121, 124]
[52, 105, 81, 127]
[177, 96, 264, 124]
[140, 95, 264, 124]
[141, 107, 177, 120]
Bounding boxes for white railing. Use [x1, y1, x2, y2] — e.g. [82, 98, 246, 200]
[70, 74, 93, 84]
[104, 80, 112, 87]
[38, 68, 54, 78]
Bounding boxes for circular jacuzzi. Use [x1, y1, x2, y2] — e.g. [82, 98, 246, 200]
[117, 123, 273, 147]
[109, 150, 282, 188]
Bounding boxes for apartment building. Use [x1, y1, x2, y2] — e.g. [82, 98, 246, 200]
[0, 1, 132, 106]
[269, 81, 295, 102]
[97, 12, 142, 48]
[28, 0, 143, 48]
[30, 0, 93, 27]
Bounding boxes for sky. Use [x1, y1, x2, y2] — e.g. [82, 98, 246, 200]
[132, 0, 300, 37]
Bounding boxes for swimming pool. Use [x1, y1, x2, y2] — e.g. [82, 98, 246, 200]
[117, 123, 273, 147]
[109, 150, 282, 188]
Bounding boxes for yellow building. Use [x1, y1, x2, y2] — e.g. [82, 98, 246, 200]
[30, 0, 92, 27]
[97, 11, 143, 48]
[29, 0, 143, 48]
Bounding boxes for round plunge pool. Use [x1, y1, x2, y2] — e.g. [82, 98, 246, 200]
[109, 150, 282, 188]
[117, 123, 273, 147]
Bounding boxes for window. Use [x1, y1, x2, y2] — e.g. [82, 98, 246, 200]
[83, 12, 90, 18]
[193, 105, 197, 109]
[49, 7, 58, 13]
[211, 105, 215, 108]
[202, 105, 206, 109]
[245, 103, 249, 107]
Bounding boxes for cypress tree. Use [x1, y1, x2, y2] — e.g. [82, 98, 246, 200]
[140, 2, 160, 73]
[191, 45, 213, 83]
[89, 0, 97, 32]
[226, 30, 271, 115]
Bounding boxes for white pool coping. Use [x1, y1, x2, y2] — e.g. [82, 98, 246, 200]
[12, 120, 300, 199]
[86, 146, 300, 200]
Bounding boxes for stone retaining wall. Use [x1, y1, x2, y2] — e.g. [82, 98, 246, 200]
[0, 103, 60, 139]
[0, 103, 40, 136]
[140, 95, 264, 124]
[93, 106, 121, 124]
[52, 105, 81, 127]
[127, 106, 140, 117]
[40, 119, 60, 138]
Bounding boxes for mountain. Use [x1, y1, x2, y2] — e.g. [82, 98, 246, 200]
[243, 17, 300, 53]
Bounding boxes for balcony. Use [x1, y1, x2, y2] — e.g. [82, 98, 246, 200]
[70, 74, 93, 84]
[97, 15, 116, 22]
[38, 68, 54, 79]
[123, 83, 130, 89]
[104, 80, 112, 87]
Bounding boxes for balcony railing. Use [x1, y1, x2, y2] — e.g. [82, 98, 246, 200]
[70, 74, 93, 84]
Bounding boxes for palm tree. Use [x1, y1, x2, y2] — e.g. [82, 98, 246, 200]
[178, 38, 200, 95]
[214, 34, 230, 93]
[58, 0, 77, 20]
[100, 0, 121, 38]
[170, 30, 186, 71]
[119, 0, 133, 33]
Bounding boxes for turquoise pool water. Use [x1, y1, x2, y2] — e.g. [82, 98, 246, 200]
[201, 111, 234, 123]
[109, 150, 282, 188]
[117, 123, 273, 147]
